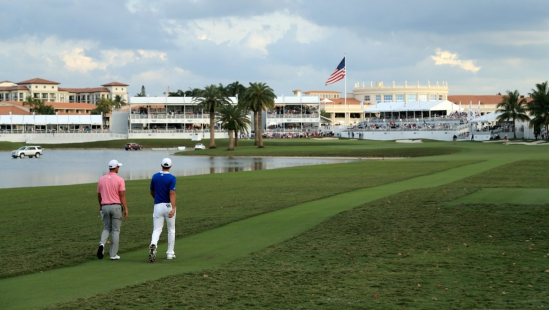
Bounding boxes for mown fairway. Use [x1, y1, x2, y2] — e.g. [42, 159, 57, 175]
[0, 139, 548, 309]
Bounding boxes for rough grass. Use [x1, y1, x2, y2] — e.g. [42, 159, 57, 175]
[0, 160, 471, 279]
[45, 160, 549, 309]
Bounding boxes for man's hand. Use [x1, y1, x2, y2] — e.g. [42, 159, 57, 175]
[168, 208, 176, 218]
[123, 208, 129, 219]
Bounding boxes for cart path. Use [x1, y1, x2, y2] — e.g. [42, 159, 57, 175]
[0, 158, 514, 309]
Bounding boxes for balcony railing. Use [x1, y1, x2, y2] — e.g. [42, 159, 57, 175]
[130, 113, 209, 119]
[266, 113, 319, 119]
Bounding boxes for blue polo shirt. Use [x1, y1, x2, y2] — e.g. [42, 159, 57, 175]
[150, 171, 176, 204]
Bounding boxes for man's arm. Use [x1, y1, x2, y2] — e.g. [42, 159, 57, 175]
[168, 190, 176, 218]
[119, 191, 128, 219]
[150, 190, 155, 199]
[98, 193, 102, 211]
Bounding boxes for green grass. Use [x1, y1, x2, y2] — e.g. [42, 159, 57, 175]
[0, 160, 471, 279]
[2, 138, 459, 158]
[447, 188, 549, 205]
[1, 140, 549, 309]
[40, 160, 549, 309]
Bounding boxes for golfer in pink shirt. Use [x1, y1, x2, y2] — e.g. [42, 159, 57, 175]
[97, 159, 128, 260]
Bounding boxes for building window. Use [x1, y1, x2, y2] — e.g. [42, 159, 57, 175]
[35, 86, 38, 88]
[43, 86, 46, 88]
[419, 94, 427, 101]
[407, 94, 417, 101]
[376, 95, 381, 103]
[383, 95, 392, 102]
[439, 95, 443, 100]
[52, 86, 54, 89]
[115, 88, 118, 90]
[364, 95, 370, 101]
[430, 94, 436, 101]
[395, 94, 404, 102]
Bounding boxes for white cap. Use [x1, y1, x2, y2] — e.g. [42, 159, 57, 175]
[161, 158, 172, 168]
[108, 159, 122, 169]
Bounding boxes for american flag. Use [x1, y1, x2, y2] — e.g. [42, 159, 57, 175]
[325, 57, 345, 85]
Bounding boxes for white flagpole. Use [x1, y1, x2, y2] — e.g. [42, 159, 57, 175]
[344, 53, 347, 126]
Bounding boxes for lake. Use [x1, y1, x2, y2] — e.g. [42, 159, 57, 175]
[1, 150, 358, 189]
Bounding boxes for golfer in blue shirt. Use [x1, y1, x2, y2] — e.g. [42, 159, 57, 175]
[148, 158, 177, 262]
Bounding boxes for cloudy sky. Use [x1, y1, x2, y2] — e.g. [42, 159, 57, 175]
[1, 0, 547, 97]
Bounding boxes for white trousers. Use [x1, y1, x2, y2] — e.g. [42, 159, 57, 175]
[150, 202, 176, 255]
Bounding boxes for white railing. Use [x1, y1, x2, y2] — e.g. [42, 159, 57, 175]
[130, 114, 209, 119]
[266, 113, 319, 119]
[0, 129, 110, 134]
[128, 129, 226, 134]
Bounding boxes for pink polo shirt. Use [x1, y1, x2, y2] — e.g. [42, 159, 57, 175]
[97, 172, 126, 204]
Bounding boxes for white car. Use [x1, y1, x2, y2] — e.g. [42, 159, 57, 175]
[12, 146, 43, 158]
[194, 143, 206, 150]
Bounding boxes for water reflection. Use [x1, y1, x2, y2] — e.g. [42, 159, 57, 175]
[0, 150, 357, 189]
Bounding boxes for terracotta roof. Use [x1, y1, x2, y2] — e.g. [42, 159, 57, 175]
[16, 78, 60, 85]
[2, 100, 96, 110]
[320, 98, 361, 105]
[58, 87, 110, 93]
[448, 95, 532, 105]
[0, 86, 29, 91]
[101, 82, 129, 87]
[0, 106, 30, 115]
[0, 80, 14, 83]
[3, 100, 24, 106]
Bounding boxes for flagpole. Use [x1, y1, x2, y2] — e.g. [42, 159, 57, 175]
[344, 53, 347, 126]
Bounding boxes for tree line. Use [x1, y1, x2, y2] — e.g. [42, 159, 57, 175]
[168, 81, 276, 151]
[496, 81, 549, 138]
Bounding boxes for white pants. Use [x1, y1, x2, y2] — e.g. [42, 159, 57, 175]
[150, 203, 176, 255]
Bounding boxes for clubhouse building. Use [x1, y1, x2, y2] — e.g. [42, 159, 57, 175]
[0, 77, 534, 142]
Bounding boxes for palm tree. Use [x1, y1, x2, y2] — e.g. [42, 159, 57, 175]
[226, 81, 247, 98]
[243, 82, 276, 148]
[496, 90, 530, 139]
[528, 81, 549, 135]
[23, 96, 46, 111]
[193, 84, 231, 149]
[216, 105, 251, 151]
[91, 97, 114, 128]
[112, 95, 127, 110]
[22, 96, 55, 115]
[168, 89, 185, 97]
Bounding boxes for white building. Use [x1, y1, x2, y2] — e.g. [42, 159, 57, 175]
[0, 78, 129, 104]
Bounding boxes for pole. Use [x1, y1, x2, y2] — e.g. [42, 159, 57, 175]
[344, 53, 347, 126]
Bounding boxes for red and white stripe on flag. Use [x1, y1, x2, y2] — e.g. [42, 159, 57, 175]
[325, 57, 346, 85]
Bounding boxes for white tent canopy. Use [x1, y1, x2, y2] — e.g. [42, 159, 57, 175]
[364, 100, 461, 113]
[0, 115, 102, 125]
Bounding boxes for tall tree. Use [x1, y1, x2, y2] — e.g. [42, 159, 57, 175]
[226, 81, 247, 98]
[242, 82, 276, 148]
[528, 81, 549, 134]
[193, 84, 231, 149]
[186, 88, 202, 97]
[112, 95, 127, 110]
[91, 98, 114, 128]
[136, 85, 146, 97]
[216, 104, 251, 151]
[496, 90, 530, 139]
